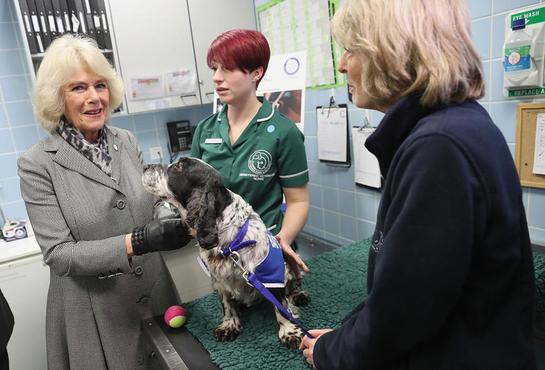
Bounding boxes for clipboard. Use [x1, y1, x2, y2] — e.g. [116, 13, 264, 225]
[352, 122, 381, 189]
[316, 98, 350, 167]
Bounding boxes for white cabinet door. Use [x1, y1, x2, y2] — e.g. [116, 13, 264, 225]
[1, 254, 49, 370]
[187, 0, 257, 105]
[108, 0, 201, 114]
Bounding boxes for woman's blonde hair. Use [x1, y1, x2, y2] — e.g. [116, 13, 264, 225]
[33, 34, 124, 131]
[331, 0, 485, 108]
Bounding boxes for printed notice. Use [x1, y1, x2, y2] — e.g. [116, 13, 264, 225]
[533, 113, 545, 175]
[129, 75, 163, 100]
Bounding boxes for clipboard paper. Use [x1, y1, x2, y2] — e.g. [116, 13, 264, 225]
[316, 104, 350, 166]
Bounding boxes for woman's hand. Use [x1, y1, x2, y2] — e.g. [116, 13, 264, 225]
[275, 234, 309, 279]
[300, 329, 333, 368]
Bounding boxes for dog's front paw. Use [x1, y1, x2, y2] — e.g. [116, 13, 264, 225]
[290, 289, 311, 306]
[279, 327, 304, 349]
[214, 323, 241, 342]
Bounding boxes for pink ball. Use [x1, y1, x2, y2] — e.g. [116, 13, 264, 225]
[164, 305, 187, 328]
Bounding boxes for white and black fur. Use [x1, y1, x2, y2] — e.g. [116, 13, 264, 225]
[142, 157, 310, 348]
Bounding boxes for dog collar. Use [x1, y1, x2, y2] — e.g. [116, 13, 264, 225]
[221, 219, 257, 257]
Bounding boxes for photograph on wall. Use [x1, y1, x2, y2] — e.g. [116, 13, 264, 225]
[263, 89, 303, 126]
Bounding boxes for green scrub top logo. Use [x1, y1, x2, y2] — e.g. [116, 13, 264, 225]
[248, 150, 272, 175]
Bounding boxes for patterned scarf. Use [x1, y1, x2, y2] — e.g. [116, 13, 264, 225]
[57, 119, 112, 176]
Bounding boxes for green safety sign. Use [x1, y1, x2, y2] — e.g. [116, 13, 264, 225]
[511, 7, 545, 26]
[508, 88, 545, 97]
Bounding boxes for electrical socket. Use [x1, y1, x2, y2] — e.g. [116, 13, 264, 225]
[150, 147, 163, 161]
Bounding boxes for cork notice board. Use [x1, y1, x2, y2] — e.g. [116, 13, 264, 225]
[516, 103, 545, 189]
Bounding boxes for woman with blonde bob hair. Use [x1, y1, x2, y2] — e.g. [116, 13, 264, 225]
[18, 34, 192, 369]
[300, 1, 536, 369]
[33, 34, 124, 132]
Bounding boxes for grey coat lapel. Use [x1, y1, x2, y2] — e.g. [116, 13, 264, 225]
[45, 129, 123, 193]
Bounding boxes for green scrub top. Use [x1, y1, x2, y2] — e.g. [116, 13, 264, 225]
[191, 98, 309, 234]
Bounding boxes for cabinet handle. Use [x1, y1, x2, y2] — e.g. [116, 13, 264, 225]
[180, 94, 197, 105]
[205, 92, 214, 101]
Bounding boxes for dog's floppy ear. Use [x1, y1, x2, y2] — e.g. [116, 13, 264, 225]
[185, 171, 232, 249]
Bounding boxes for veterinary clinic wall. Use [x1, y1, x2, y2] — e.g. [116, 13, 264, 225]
[297, 0, 545, 247]
[2, 0, 545, 247]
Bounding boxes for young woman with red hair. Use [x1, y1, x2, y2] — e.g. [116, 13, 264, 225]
[191, 29, 310, 276]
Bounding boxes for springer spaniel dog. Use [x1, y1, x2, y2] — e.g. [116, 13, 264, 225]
[142, 157, 310, 348]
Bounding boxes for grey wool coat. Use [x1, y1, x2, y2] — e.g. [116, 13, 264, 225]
[18, 126, 178, 370]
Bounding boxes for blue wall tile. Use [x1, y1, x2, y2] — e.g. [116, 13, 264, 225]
[1, 201, 27, 220]
[322, 189, 339, 213]
[0, 106, 7, 128]
[11, 125, 39, 152]
[133, 112, 156, 132]
[491, 14, 507, 60]
[0, 128, 14, 154]
[338, 190, 356, 218]
[5, 100, 36, 126]
[0, 0, 12, 22]
[528, 189, 545, 229]
[323, 210, 340, 236]
[110, 115, 134, 131]
[308, 206, 324, 230]
[493, 0, 541, 14]
[0, 50, 25, 75]
[356, 191, 378, 221]
[467, 0, 492, 18]
[309, 183, 322, 208]
[0, 153, 17, 178]
[340, 215, 358, 242]
[319, 164, 337, 187]
[0, 23, 19, 50]
[489, 101, 517, 143]
[471, 18, 491, 60]
[0, 75, 31, 101]
[305, 136, 317, 161]
[0, 177, 21, 203]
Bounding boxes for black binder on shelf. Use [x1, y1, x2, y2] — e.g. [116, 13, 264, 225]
[18, 0, 39, 54]
[51, 0, 66, 35]
[44, 0, 59, 39]
[66, 0, 79, 33]
[72, 0, 87, 35]
[96, 0, 111, 49]
[89, 0, 104, 49]
[27, 0, 45, 53]
[83, 0, 96, 42]
[57, 0, 70, 32]
[34, 0, 52, 50]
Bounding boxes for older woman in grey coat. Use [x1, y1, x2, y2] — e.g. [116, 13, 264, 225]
[17, 34, 191, 370]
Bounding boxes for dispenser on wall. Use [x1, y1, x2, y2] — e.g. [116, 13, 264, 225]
[503, 5, 545, 98]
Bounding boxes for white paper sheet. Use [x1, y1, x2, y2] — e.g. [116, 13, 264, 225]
[258, 0, 336, 88]
[317, 106, 348, 163]
[129, 75, 164, 100]
[258, 52, 307, 132]
[533, 113, 545, 175]
[165, 68, 197, 96]
[352, 127, 381, 188]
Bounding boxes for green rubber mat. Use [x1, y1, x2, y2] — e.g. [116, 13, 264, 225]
[184, 239, 545, 369]
[184, 239, 370, 370]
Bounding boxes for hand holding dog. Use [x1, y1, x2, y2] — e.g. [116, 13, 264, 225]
[300, 329, 333, 368]
[275, 234, 309, 279]
[127, 218, 192, 256]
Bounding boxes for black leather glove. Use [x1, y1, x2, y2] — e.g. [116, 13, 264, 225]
[153, 200, 180, 220]
[131, 218, 191, 256]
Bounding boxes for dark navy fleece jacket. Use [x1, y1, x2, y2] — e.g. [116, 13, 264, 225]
[314, 95, 536, 370]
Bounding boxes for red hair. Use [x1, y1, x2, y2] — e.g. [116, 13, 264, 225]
[207, 29, 270, 88]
